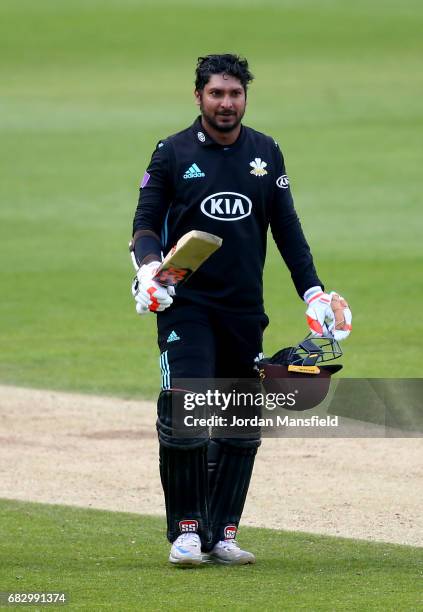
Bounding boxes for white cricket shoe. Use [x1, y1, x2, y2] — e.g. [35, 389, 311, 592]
[210, 539, 256, 565]
[169, 533, 203, 566]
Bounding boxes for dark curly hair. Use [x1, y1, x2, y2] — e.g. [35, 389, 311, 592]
[195, 54, 254, 93]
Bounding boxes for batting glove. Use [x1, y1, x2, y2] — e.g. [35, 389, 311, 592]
[304, 286, 352, 341]
[328, 291, 352, 341]
[304, 286, 333, 336]
[132, 261, 173, 315]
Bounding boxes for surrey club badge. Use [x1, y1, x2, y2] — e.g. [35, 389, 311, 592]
[250, 157, 268, 177]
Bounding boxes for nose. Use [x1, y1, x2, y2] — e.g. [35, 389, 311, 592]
[220, 94, 234, 110]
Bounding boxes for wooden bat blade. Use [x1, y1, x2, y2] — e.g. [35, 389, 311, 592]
[153, 230, 223, 287]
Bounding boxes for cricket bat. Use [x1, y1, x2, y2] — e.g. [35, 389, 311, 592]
[130, 230, 223, 287]
[154, 230, 222, 286]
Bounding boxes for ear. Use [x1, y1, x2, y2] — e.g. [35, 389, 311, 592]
[194, 89, 201, 106]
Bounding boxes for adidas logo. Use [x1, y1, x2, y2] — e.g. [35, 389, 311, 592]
[183, 163, 205, 179]
[167, 330, 180, 343]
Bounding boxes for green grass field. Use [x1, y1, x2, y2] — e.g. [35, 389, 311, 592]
[1, 499, 422, 611]
[1, 0, 422, 397]
[1, 3, 422, 610]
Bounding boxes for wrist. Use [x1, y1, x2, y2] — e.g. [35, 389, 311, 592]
[303, 286, 323, 304]
[131, 230, 162, 266]
[138, 260, 161, 281]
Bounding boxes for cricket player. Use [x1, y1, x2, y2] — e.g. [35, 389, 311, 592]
[130, 54, 351, 566]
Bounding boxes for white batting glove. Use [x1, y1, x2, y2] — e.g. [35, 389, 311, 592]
[304, 286, 352, 341]
[304, 286, 334, 336]
[131, 261, 173, 315]
[328, 291, 352, 341]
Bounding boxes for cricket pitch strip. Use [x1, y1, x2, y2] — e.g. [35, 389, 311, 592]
[0, 385, 421, 547]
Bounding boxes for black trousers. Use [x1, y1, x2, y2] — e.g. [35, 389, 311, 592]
[157, 299, 269, 380]
[156, 299, 268, 547]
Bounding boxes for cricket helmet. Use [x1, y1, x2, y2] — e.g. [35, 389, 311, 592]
[260, 335, 342, 373]
[257, 335, 343, 410]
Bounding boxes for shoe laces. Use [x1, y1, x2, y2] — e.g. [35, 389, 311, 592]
[177, 533, 200, 547]
[221, 539, 240, 551]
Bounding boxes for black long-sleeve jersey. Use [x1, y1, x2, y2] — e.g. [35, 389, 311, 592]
[132, 117, 322, 313]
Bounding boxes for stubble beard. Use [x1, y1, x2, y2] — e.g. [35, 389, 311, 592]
[200, 104, 245, 133]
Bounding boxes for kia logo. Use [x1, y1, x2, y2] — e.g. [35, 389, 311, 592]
[200, 192, 252, 221]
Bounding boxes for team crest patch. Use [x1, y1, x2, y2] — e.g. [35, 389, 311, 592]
[179, 520, 198, 533]
[224, 525, 237, 540]
[250, 157, 268, 177]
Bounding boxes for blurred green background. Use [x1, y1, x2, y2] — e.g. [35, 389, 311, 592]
[1, 0, 422, 398]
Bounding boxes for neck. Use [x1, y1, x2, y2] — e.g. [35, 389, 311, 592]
[200, 117, 241, 146]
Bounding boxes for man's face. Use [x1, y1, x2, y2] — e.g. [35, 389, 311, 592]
[195, 73, 246, 133]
